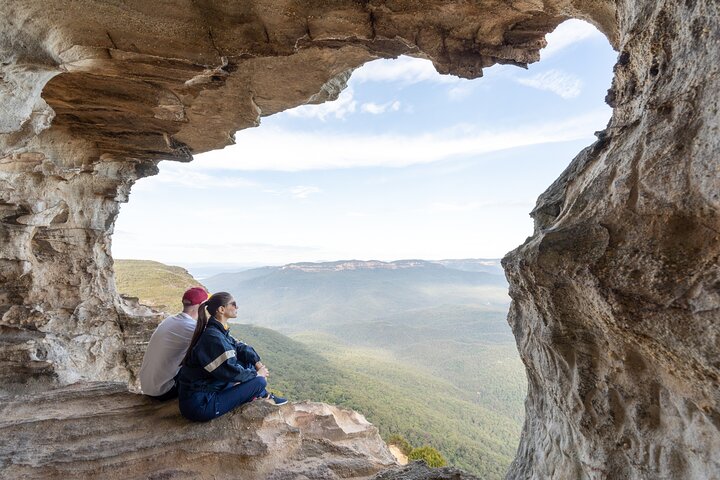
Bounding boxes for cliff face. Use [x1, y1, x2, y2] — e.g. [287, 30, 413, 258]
[0, 382, 398, 479]
[0, 1, 718, 479]
[503, 1, 720, 477]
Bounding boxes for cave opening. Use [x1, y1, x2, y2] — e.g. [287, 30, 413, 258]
[3, 0, 718, 478]
[110, 19, 616, 478]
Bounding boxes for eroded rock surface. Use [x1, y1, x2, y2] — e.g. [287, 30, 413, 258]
[0, 1, 718, 479]
[503, 1, 720, 478]
[372, 461, 479, 480]
[0, 382, 396, 479]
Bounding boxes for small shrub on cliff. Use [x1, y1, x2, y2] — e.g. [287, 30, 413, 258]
[387, 434, 412, 456]
[409, 445, 447, 468]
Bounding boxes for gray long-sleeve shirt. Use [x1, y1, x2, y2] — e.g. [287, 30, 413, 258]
[139, 312, 196, 396]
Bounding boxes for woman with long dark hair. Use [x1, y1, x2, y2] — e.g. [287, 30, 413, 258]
[177, 292, 287, 422]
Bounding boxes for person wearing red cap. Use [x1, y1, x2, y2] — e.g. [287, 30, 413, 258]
[138, 287, 210, 400]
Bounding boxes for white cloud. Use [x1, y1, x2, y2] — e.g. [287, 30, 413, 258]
[351, 56, 460, 85]
[133, 164, 258, 190]
[192, 108, 609, 172]
[285, 87, 357, 120]
[290, 186, 321, 199]
[361, 103, 384, 114]
[447, 82, 476, 101]
[368, 176, 390, 184]
[541, 19, 606, 59]
[428, 200, 534, 213]
[428, 201, 485, 213]
[111, 235, 326, 265]
[516, 70, 583, 99]
[360, 100, 401, 114]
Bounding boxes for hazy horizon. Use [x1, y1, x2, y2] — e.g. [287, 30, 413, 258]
[115, 256, 506, 280]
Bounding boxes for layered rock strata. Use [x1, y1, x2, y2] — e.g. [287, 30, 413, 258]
[503, 1, 720, 478]
[0, 1, 718, 479]
[0, 382, 396, 479]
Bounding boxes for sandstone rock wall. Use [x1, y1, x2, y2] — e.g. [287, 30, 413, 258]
[0, 133, 158, 386]
[503, 0, 720, 478]
[0, 1, 718, 479]
[0, 382, 396, 479]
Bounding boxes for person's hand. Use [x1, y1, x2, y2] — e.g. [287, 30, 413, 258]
[257, 366, 270, 378]
[255, 361, 264, 370]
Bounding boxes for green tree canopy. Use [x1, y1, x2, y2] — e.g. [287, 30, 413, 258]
[409, 446, 448, 468]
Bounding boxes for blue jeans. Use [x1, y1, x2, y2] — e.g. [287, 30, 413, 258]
[147, 382, 178, 401]
[179, 376, 268, 422]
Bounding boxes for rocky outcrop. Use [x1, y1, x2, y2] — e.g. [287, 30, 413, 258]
[503, 1, 720, 478]
[0, 382, 396, 479]
[0, 1, 718, 479]
[372, 462, 479, 480]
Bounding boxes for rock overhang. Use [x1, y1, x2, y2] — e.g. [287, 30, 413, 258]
[1, 1, 719, 479]
[2, 1, 617, 165]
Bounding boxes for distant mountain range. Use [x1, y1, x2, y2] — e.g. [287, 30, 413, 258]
[202, 258, 509, 332]
[114, 258, 524, 479]
[433, 258, 505, 275]
[273, 258, 504, 274]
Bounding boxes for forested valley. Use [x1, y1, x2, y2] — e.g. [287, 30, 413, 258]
[116, 259, 527, 478]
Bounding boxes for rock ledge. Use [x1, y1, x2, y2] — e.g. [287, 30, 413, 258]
[0, 382, 397, 479]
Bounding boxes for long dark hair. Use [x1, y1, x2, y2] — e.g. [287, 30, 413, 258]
[181, 292, 234, 366]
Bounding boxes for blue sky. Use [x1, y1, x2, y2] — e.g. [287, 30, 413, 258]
[112, 20, 616, 270]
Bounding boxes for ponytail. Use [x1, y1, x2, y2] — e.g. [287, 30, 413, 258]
[182, 301, 208, 366]
[181, 292, 234, 366]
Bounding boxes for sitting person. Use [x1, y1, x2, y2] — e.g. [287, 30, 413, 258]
[177, 291, 287, 422]
[138, 287, 209, 400]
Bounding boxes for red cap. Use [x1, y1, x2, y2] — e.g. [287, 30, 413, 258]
[182, 287, 209, 306]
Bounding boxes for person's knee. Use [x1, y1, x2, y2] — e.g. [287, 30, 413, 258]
[255, 376, 267, 389]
